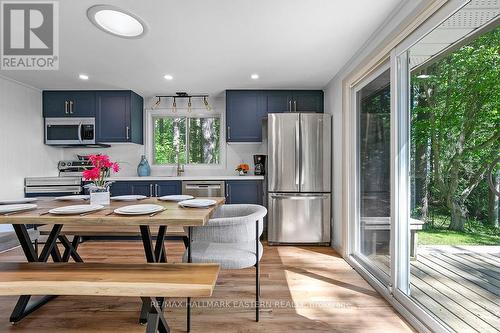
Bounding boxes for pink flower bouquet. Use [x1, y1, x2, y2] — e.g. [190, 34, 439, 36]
[82, 155, 120, 191]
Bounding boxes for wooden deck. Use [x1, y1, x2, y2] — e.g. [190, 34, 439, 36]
[411, 252, 500, 333]
[375, 251, 500, 333]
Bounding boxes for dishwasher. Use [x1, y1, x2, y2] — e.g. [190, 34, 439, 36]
[182, 181, 225, 198]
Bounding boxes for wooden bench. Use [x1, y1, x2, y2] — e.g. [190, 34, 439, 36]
[361, 217, 424, 259]
[0, 262, 219, 332]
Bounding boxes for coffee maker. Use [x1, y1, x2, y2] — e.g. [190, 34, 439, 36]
[253, 155, 266, 175]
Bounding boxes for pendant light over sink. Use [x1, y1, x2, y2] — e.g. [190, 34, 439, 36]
[87, 5, 147, 39]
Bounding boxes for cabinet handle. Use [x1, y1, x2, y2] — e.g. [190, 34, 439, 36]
[293, 100, 297, 112]
[69, 100, 74, 114]
[64, 101, 69, 114]
[126, 126, 130, 140]
[227, 126, 231, 139]
[149, 184, 153, 197]
[226, 183, 230, 202]
[155, 184, 159, 197]
[288, 100, 292, 112]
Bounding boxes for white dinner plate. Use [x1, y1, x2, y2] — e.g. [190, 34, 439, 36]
[158, 195, 194, 202]
[0, 198, 37, 205]
[114, 204, 164, 215]
[178, 199, 217, 208]
[111, 195, 147, 201]
[55, 195, 90, 201]
[0, 204, 38, 214]
[49, 204, 104, 215]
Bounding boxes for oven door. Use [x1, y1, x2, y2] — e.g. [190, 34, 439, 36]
[45, 118, 95, 145]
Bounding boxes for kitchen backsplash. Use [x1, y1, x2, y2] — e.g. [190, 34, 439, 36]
[61, 142, 265, 177]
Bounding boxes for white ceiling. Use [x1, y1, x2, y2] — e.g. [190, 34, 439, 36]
[0, 0, 404, 97]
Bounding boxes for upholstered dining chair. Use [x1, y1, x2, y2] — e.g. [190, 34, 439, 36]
[183, 204, 267, 322]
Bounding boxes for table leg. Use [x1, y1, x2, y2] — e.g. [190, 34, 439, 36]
[10, 224, 64, 323]
[139, 225, 169, 326]
[60, 235, 83, 262]
[154, 226, 167, 263]
[142, 297, 170, 333]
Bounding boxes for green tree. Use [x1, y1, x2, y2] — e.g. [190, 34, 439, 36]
[411, 27, 500, 231]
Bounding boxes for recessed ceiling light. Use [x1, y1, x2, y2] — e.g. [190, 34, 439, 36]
[164, 74, 173, 80]
[79, 74, 89, 80]
[87, 5, 147, 39]
[251, 73, 259, 80]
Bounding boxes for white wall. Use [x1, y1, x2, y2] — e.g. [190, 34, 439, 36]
[323, 0, 428, 252]
[0, 76, 62, 231]
[62, 96, 265, 177]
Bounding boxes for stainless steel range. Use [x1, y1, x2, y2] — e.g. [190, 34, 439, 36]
[24, 177, 82, 197]
[58, 160, 93, 177]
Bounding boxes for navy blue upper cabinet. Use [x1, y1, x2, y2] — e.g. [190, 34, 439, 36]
[226, 90, 267, 142]
[226, 90, 323, 142]
[96, 91, 143, 144]
[265, 90, 323, 113]
[266, 90, 292, 113]
[292, 90, 324, 113]
[226, 180, 263, 205]
[43, 91, 96, 117]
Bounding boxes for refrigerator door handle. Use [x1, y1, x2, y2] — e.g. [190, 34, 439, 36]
[270, 193, 329, 199]
[294, 121, 300, 185]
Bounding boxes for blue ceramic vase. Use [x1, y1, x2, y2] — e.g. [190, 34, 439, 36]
[137, 155, 151, 177]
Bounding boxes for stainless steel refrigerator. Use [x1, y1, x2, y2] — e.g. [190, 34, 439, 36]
[265, 113, 331, 244]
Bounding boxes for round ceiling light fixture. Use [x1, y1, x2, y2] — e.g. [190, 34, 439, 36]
[163, 74, 174, 80]
[79, 74, 89, 80]
[87, 5, 147, 39]
[251, 73, 259, 80]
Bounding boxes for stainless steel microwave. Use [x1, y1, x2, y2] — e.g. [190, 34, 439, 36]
[45, 117, 95, 145]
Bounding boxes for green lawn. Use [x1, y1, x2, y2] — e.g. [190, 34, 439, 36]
[417, 215, 500, 246]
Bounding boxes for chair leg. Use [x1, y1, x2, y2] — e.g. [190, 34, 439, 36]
[255, 219, 260, 322]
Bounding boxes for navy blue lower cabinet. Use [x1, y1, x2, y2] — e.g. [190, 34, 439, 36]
[109, 181, 132, 196]
[154, 181, 182, 197]
[225, 180, 263, 205]
[110, 180, 181, 197]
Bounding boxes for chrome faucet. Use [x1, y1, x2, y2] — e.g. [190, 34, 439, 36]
[176, 151, 185, 176]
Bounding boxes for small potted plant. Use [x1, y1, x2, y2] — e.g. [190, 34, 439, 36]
[236, 163, 250, 176]
[83, 155, 120, 205]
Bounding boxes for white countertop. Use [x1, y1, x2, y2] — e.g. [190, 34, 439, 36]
[105, 175, 264, 181]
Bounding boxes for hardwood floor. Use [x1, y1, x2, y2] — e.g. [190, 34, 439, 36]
[0, 241, 414, 333]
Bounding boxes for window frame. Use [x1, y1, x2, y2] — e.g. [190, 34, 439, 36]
[145, 108, 226, 171]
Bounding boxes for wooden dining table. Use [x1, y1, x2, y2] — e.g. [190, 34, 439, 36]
[0, 196, 225, 328]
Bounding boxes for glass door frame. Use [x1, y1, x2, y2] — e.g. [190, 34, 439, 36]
[350, 60, 392, 287]
[344, 1, 470, 332]
[391, 0, 470, 332]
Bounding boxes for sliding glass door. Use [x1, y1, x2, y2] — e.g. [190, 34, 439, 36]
[392, 1, 500, 331]
[353, 63, 392, 283]
[348, 1, 500, 331]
